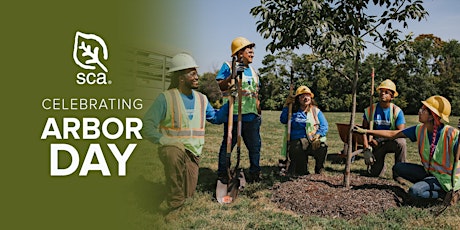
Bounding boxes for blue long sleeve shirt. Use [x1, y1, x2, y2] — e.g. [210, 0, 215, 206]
[143, 90, 228, 144]
[280, 106, 329, 140]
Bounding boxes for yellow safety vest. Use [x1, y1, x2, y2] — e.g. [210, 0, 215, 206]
[160, 89, 207, 156]
[364, 103, 401, 130]
[416, 124, 460, 191]
[280, 106, 326, 157]
[222, 62, 259, 115]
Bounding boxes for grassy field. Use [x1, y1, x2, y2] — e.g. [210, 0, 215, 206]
[128, 111, 460, 229]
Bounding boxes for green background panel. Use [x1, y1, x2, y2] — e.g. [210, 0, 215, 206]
[2, 1, 187, 229]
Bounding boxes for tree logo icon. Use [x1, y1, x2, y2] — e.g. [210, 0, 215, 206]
[73, 31, 109, 73]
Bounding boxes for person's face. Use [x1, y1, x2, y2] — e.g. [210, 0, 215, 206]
[239, 46, 254, 64]
[418, 105, 432, 123]
[181, 68, 199, 89]
[298, 93, 312, 106]
[378, 88, 393, 102]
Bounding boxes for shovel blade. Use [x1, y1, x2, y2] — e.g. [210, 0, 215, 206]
[216, 170, 246, 204]
[216, 180, 228, 204]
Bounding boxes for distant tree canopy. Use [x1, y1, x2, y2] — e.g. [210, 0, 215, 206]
[254, 34, 460, 116]
[199, 34, 460, 116]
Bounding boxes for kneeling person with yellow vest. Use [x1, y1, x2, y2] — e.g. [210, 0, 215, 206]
[143, 53, 227, 212]
[361, 79, 407, 179]
[353, 95, 459, 203]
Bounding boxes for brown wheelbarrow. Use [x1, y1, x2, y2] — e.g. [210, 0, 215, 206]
[336, 123, 365, 159]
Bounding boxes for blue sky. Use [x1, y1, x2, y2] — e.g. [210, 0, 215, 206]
[142, 0, 460, 73]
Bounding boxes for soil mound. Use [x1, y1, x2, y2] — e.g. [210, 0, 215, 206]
[271, 174, 408, 219]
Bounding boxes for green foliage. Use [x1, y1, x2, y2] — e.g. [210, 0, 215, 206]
[250, 35, 460, 116]
[198, 71, 222, 108]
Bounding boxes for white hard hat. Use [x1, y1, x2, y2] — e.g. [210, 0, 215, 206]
[168, 53, 199, 73]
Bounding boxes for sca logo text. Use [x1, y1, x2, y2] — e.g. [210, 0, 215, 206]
[73, 31, 111, 85]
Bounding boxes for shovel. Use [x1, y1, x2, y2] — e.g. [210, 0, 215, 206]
[216, 57, 245, 204]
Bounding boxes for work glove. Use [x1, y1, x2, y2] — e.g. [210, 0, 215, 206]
[363, 147, 375, 166]
[283, 94, 296, 107]
[159, 136, 185, 152]
[311, 134, 321, 151]
[352, 125, 367, 134]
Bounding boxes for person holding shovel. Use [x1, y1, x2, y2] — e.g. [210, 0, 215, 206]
[280, 86, 329, 175]
[215, 37, 262, 183]
[360, 79, 407, 179]
[353, 95, 459, 203]
[143, 53, 228, 212]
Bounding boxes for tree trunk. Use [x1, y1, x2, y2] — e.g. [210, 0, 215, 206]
[343, 54, 360, 188]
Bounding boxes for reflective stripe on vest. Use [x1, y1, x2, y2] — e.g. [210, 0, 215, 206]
[364, 103, 400, 130]
[415, 124, 460, 191]
[222, 62, 259, 114]
[160, 89, 207, 156]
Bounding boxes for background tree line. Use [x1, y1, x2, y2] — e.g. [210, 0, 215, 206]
[199, 34, 460, 116]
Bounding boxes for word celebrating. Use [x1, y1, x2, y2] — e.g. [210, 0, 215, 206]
[41, 117, 142, 176]
[42, 98, 143, 111]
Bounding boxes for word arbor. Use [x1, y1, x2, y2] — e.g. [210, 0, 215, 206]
[41, 117, 142, 176]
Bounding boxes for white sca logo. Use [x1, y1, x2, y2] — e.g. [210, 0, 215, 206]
[73, 31, 111, 85]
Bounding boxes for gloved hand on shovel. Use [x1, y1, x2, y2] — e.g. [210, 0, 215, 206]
[363, 146, 375, 165]
[283, 94, 296, 107]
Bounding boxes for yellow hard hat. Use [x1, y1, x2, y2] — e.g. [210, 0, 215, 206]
[376, 79, 398, 97]
[231, 37, 255, 56]
[168, 53, 199, 73]
[295, 86, 314, 98]
[421, 95, 451, 122]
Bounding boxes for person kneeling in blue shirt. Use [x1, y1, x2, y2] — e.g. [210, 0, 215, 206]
[280, 86, 329, 175]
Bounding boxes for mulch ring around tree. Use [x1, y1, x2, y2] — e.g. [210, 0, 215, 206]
[271, 173, 410, 220]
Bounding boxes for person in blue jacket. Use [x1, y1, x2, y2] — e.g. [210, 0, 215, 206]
[280, 86, 329, 175]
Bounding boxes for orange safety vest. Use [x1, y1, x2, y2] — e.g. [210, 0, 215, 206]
[416, 124, 460, 191]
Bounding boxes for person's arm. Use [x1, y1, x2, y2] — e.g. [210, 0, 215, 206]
[362, 112, 371, 149]
[395, 109, 406, 130]
[316, 110, 328, 137]
[216, 63, 232, 91]
[280, 107, 289, 124]
[206, 101, 229, 125]
[142, 94, 167, 144]
[362, 128, 406, 139]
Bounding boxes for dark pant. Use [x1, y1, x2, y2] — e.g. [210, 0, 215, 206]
[159, 146, 200, 209]
[393, 162, 445, 199]
[370, 138, 406, 178]
[287, 139, 327, 175]
[217, 116, 261, 174]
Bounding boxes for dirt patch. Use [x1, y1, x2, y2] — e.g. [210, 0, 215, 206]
[271, 173, 408, 220]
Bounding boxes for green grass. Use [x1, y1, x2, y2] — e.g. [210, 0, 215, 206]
[128, 111, 460, 229]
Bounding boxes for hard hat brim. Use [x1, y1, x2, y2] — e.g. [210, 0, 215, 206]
[421, 101, 449, 123]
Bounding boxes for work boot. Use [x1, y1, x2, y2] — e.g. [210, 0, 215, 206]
[217, 172, 228, 184]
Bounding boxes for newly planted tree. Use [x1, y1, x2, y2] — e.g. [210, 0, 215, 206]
[251, 0, 428, 187]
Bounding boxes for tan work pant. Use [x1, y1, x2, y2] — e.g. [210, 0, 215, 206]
[159, 146, 200, 209]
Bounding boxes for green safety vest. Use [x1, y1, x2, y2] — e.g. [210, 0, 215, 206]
[415, 124, 460, 191]
[222, 62, 259, 115]
[364, 103, 401, 130]
[280, 106, 326, 157]
[160, 89, 207, 157]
